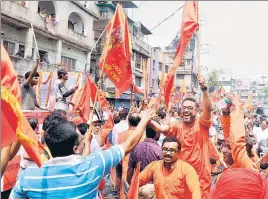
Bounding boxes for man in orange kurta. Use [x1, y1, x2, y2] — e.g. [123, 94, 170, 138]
[139, 137, 201, 199]
[220, 93, 258, 171]
[149, 75, 212, 199]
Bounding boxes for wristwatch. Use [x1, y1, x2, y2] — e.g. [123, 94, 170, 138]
[201, 86, 208, 91]
[222, 110, 230, 115]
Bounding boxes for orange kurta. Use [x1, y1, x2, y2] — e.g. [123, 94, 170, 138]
[220, 110, 258, 171]
[166, 115, 211, 199]
[139, 160, 201, 199]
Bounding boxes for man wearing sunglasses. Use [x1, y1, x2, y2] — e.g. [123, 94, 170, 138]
[21, 59, 46, 111]
[139, 137, 200, 199]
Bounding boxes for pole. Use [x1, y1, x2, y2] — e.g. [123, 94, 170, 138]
[130, 85, 134, 109]
[31, 23, 40, 59]
[88, 5, 118, 129]
[84, 23, 110, 72]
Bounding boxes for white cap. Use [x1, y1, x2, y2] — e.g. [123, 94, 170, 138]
[87, 114, 101, 124]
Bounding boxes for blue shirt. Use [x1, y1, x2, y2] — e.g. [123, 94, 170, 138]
[10, 146, 124, 199]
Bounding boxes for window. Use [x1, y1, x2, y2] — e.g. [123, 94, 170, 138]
[3, 40, 15, 55]
[176, 74, 184, 79]
[159, 63, 163, 71]
[186, 59, 191, 66]
[153, 60, 156, 70]
[135, 53, 141, 69]
[61, 56, 76, 71]
[165, 65, 169, 73]
[135, 76, 142, 87]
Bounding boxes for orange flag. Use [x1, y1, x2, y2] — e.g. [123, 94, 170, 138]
[100, 113, 114, 146]
[143, 58, 149, 100]
[98, 4, 141, 98]
[212, 87, 225, 102]
[180, 79, 188, 95]
[127, 162, 141, 199]
[243, 92, 253, 111]
[154, 72, 165, 110]
[1, 45, 43, 167]
[98, 90, 110, 111]
[163, 1, 199, 109]
[73, 73, 91, 123]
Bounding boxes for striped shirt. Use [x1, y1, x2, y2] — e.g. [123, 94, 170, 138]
[10, 145, 124, 199]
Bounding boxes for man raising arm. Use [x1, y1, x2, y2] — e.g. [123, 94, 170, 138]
[148, 74, 213, 199]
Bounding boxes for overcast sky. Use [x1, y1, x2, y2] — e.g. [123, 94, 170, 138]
[128, 1, 268, 79]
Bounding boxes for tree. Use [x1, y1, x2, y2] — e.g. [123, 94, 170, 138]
[207, 69, 225, 93]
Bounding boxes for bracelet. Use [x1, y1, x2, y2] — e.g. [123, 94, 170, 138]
[201, 87, 207, 91]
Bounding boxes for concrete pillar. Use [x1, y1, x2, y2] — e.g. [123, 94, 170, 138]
[56, 39, 62, 64]
[24, 28, 33, 59]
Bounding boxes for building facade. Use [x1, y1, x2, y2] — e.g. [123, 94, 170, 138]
[163, 35, 198, 96]
[149, 47, 173, 95]
[1, 1, 99, 80]
[92, 1, 152, 108]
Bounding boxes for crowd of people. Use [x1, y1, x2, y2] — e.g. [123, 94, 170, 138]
[1, 60, 268, 199]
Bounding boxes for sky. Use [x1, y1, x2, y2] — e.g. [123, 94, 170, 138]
[128, 1, 268, 80]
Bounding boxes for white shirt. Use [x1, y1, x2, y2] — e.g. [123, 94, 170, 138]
[253, 126, 268, 143]
[91, 135, 102, 153]
[112, 119, 129, 144]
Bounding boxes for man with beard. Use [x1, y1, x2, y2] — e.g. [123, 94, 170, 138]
[149, 74, 212, 199]
[138, 137, 201, 199]
[219, 93, 258, 170]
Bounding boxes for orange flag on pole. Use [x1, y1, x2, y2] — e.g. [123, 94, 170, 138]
[143, 58, 149, 100]
[100, 113, 114, 146]
[163, 1, 199, 109]
[73, 73, 91, 123]
[98, 4, 141, 98]
[127, 162, 141, 199]
[212, 87, 225, 102]
[1, 45, 43, 167]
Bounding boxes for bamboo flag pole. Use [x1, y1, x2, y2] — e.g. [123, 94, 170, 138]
[31, 23, 40, 59]
[88, 5, 118, 129]
[84, 22, 110, 72]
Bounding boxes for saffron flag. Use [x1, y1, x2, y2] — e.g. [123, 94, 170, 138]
[73, 73, 91, 123]
[98, 4, 141, 97]
[127, 162, 141, 199]
[163, 1, 199, 109]
[243, 92, 253, 111]
[212, 87, 225, 102]
[100, 113, 114, 146]
[143, 58, 149, 100]
[154, 72, 165, 111]
[1, 45, 43, 167]
[180, 79, 188, 94]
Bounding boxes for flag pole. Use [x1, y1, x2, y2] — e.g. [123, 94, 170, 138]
[88, 5, 118, 129]
[84, 23, 109, 72]
[31, 23, 40, 59]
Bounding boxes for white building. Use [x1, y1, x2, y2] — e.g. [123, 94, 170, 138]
[1, 1, 99, 79]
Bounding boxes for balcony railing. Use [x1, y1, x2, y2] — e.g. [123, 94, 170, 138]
[1, 1, 92, 49]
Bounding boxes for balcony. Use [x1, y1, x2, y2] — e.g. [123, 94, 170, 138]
[1, 1, 92, 50]
[132, 37, 150, 57]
